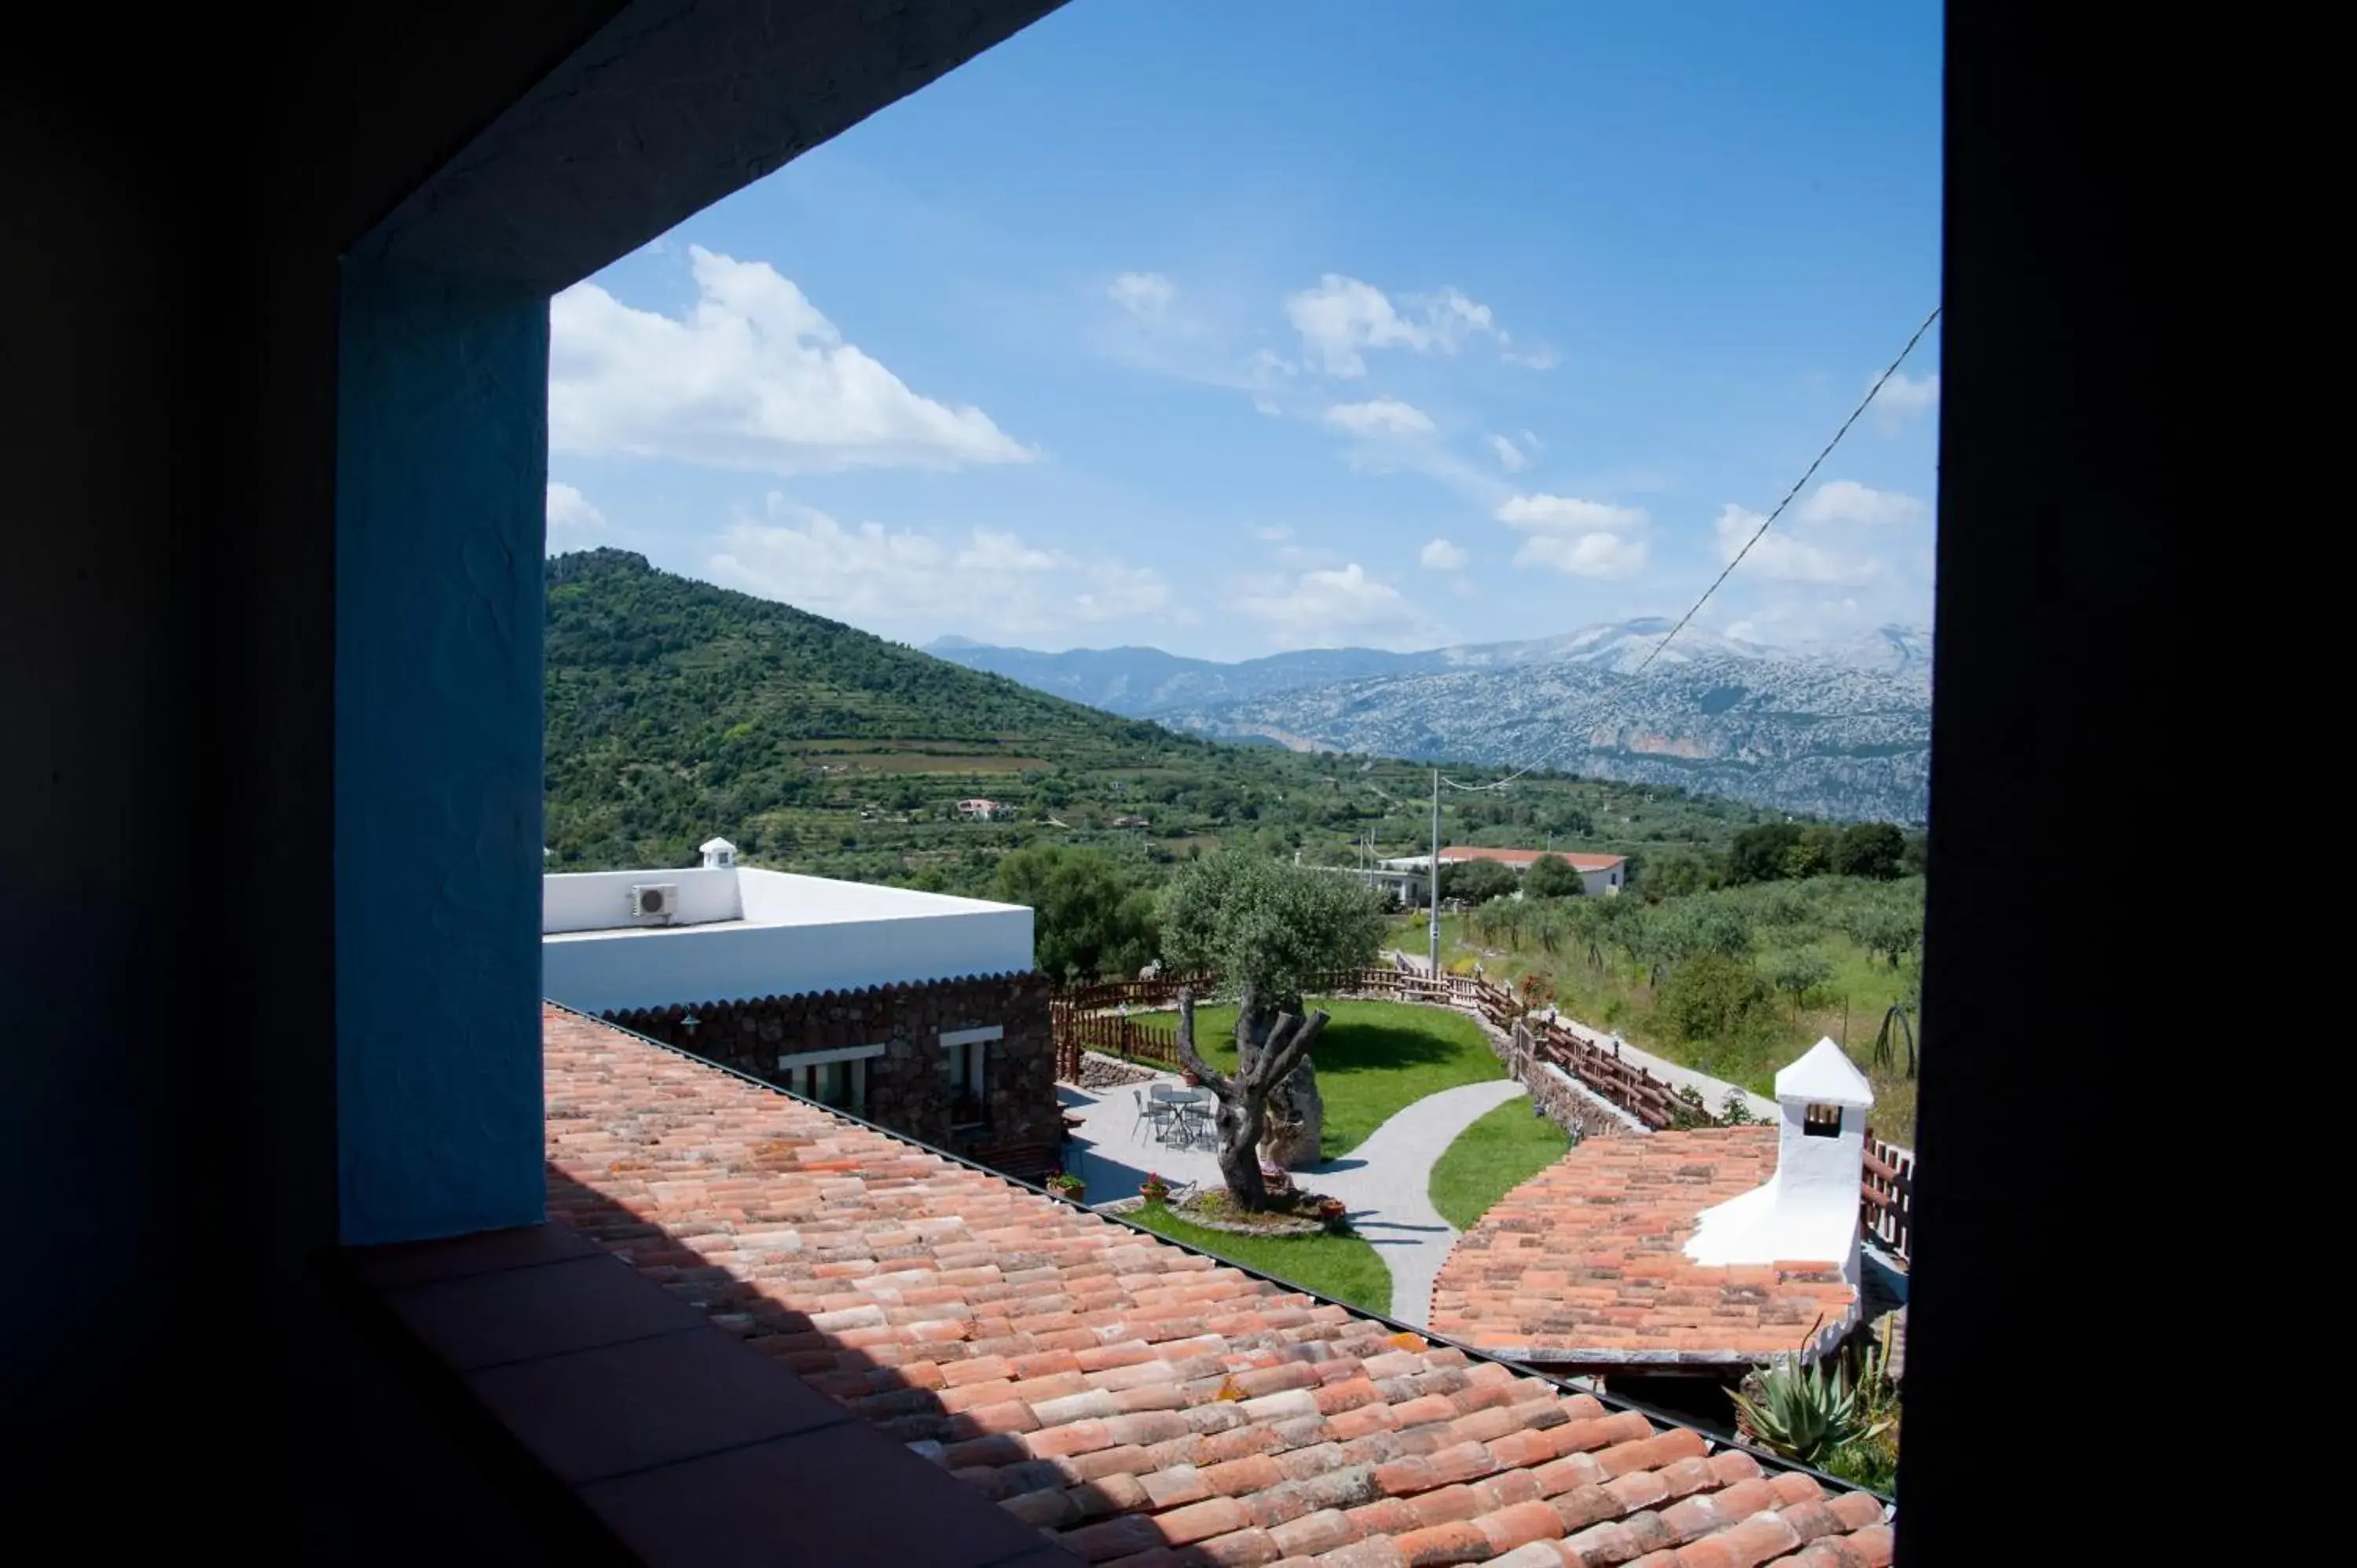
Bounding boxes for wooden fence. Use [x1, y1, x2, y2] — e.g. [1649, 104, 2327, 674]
[1050, 1006, 1183, 1079]
[1860, 1133, 1915, 1262]
[1051, 962, 1916, 1264]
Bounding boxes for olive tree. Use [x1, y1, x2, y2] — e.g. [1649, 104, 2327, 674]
[1766, 947, 1835, 1013]
[1173, 990, 1332, 1210]
[1158, 853, 1385, 1186]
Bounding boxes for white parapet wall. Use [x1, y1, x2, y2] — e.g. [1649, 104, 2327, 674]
[542, 865, 1035, 1015]
[543, 866, 744, 932]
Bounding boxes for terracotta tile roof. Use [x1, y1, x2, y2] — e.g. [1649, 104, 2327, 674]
[1439, 847, 1627, 873]
[542, 1006, 1892, 1566]
[1430, 1130, 1860, 1368]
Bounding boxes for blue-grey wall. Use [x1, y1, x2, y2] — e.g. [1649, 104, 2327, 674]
[335, 262, 549, 1244]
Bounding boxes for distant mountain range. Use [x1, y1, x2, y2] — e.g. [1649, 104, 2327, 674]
[929, 620, 1934, 822]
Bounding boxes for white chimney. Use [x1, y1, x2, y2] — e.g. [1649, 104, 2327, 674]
[698, 836, 737, 869]
[1682, 1038, 1875, 1284]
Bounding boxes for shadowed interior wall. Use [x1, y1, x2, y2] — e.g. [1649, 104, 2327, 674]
[336, 263, 552, 1243]
[2, 0, 1064, 1549]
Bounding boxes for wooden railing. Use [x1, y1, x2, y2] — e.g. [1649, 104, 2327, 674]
[1860, 1132, 1915, 1262]
[1054, 973, 1217, 1016]
[1050, 1006, 1183, 1078]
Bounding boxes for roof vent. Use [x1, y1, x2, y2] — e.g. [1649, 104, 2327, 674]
[629, 883, 680, 925]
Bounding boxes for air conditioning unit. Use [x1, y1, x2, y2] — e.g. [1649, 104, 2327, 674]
[629, 883, 680, 925]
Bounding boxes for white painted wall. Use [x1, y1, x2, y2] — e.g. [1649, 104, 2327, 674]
[541, 866, 1034, 1015]
[543, 866, 742, 932]
[1682, 1039, 1873, 1281]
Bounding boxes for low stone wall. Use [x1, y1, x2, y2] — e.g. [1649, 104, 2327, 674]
[1489, 1018, 1646, 1142]
[603, 970, 1057, 1158]
[1076, 1050, 1160, 1090]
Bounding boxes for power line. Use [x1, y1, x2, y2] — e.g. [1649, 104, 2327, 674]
[1439, 302, 1941, 796]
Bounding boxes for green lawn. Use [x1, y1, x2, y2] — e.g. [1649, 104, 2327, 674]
[1428, 1097, 1573, 1230]
[1135, 997, 1507, 1158]
[1387, 907, 1921, 1146]
[1122, 1201, 1391, 1317]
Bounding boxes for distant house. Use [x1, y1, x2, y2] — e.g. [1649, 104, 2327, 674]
[1111, 814, 1149, 829]
[1379, 844, 1627, 896]
[955, 797, 1003, 821]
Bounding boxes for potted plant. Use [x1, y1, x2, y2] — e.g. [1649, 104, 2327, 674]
[1259, 1163, 1293, 1196]
[1138, 1172, 1171, 1206]
[1045, 1170, 1086, 1204]
[1179, 1066, 1202, 1086]
[1315, 1196, 1347, 1225]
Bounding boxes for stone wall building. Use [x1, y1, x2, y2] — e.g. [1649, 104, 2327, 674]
[545, 840, 1060, 1181]
[599, 973, 1059, 1179]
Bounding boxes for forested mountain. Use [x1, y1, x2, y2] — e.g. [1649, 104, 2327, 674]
[542, 551, 1791, 884]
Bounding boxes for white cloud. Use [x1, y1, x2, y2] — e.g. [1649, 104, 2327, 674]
[1502, 344, 1560, 371]
[708, 497, 1168, 642]
[1714, 504, 1873, 585]
[1285, 274, 1501, 377]
[1496, 493, 1650, 580]
[1109, 270, 1175, 317]
[1486, 434, 1530, 472]
[550, 246, 1034, 475]
[1236, 562, 1439, 650]
[1514, 531, 1648, 579]
[1711, 482, 1931, 591]
[1323, 397, 1438, 438]
[545, 482, 608, 551]
[1794, 480, 1930, 529]
[1255, 525, 1294, 542]
[1869, 371, 1940, 433]
[1496, 494, 1649, 533]
[1271, 540, 1343, 571]
[1420, 538, 1468, 572]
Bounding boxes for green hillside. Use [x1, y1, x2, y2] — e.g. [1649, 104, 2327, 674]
[543, 550, 1797, 891]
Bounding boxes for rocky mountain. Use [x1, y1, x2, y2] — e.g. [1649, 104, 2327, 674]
[928, 622, 1932, 822]
[929, 617, 1929, 712]
[921, 639, 1428, 713]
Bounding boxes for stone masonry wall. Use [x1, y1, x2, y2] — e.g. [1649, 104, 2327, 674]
[603, 970, 1057, 1162]
[1493, 1019, 1647, 1142]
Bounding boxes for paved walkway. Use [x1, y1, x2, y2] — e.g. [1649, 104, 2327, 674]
[1307, 1079, 1529, 1328]
[1058, 1072, 1528, 1328]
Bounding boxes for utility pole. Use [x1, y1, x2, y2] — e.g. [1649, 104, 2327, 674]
[1428, 767, 1442, 975]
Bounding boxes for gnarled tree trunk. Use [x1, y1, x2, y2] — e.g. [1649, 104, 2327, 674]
[1175, 988, 1330, 1211]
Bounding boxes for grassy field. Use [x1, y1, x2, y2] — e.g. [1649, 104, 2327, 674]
[1390, 899, 1921, 1145]
[1428, 1098, 1573, 1230]
[1123, 1201, 1390, 1317]
[1133, 997, 1507, 1159]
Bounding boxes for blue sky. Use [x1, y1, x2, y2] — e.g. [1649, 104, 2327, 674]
[547, 1, 1942, 659]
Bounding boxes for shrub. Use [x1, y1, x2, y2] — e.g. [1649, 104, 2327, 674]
[1442, 859, 1520, 904]
[1655, 954, 1776, 1044]
[1728, 1350, 1892, 1468]
[1523, 855, 1587, 899]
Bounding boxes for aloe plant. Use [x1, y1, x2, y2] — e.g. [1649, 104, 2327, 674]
[1728, 1350, 1893, 1467]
